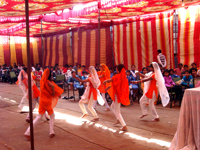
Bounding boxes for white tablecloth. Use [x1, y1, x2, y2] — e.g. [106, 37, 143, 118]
[170, 87, 200, 150]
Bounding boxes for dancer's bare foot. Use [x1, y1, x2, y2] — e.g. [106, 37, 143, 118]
[24, 134, 30, 141]
[105, 108, 110, 111]
[26, 119, 30, 123]
[113, 120, 120, 125]
[50, 133, 55, 138]
[80, 113, 88, 119]
[91, 118, 99, 122]
[120, 126, 128, 131]
[152, 118, 160, 122]
[140, 114, 148, 118]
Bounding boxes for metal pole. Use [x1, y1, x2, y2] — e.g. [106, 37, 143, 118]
[98, 9, 100, 65]
[110, 26, 115, 67]
[41, 18, 44, 68]
[25, 0, 34, 150]
[8, 33, 11, 66]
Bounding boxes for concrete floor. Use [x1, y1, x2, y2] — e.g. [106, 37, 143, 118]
[0, 83, 180, 150]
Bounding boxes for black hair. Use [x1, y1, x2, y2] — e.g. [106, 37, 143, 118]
[163, 69, 169, 76]
[184, 70, 190, 74]
[48, 69, 52, 81]
[142, 67, 148, 71]
[149, 64, 153, 68]
[82, 70, 87, 74]
[169, 69, 174, 73]
[82, 65, 86, 68]
[70, 65, 73, 67]
[50, 66, 54, 69]
[191, 62, 196, 66]
[117, 64, 125, 73]
[191, 68, 197, 72]
[131, 65, 135, 67]
[184, 65, 188, 67]
[178, 63, 183, 66]
[23, 67, 27, 72]
[64, 64, 69, 67]
[157, 49, 162, 53]
[126, 70, 130, 73]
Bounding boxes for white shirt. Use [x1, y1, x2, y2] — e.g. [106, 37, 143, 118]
[157, 53, 166, 68]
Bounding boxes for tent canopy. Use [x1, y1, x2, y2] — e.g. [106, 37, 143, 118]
[0, 0, 199, 36]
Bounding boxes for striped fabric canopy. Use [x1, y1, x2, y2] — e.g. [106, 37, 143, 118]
[177, 6, 200, 68]
[113, 11, 174, 70]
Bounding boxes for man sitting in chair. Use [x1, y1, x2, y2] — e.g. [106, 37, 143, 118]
[68, 70, 85, 98]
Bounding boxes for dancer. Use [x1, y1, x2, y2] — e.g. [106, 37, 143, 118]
[17, 67, 49, 123]
[93, 63, 110, 111]
[72, 66, 104, 122]
[104, 64, 129, 131]
[24, 68, 63, 140]
[132, 62, 169, 121]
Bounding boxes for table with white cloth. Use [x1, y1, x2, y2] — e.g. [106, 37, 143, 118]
[169, 87, 200, 150]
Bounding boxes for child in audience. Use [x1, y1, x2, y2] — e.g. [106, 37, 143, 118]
[174, 63, 184, 78]
[181, 70, 194, 88]
[169, 69, 180, 79]
[163, 70, 182, 100]
[184, 65, 188, 71]
[191, 68, 200, 78]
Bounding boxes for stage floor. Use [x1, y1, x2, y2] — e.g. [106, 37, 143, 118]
[0, 83, 180, 150]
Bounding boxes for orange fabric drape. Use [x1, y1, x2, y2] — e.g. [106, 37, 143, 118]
[110, 68, 130, 106]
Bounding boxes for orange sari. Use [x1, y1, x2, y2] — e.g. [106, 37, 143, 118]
[101, 64, 112, 97]
[39, 68, 64, 115]
[110, 68, 130, 106]
[98, 71, 106, 93]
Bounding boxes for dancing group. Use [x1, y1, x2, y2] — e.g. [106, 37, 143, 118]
[17, 62, 169, 141]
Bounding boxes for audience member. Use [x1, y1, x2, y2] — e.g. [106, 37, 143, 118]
[163, 70, 182, 100]
[174, 63, 184, 78]
[189, 62, 197, 74]
[157, 49, 167, 68]
[81, 65, 88, 76]
[184, 65, 188, 71]
[169, 69, 180, 79]
[181, 70, 193, 88]
[126, 70, 138, 100]
[130, 65, 138, 78]
[191, 68, 200, 78]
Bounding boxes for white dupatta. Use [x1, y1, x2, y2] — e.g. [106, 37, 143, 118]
[152, 62, 170, 107]
[18, 70, 35, 109]
[80, 66, 105, 106]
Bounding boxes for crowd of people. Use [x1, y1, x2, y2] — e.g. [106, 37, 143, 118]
[1, 49, 200, 140]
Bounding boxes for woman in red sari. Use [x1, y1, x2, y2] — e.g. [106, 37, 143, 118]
[24, 68, 63, 140]
[93, 63, 110, 111]
[104, 64, 129, 131]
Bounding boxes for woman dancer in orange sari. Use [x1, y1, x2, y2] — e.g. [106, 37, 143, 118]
[93, 63, 110, 111]
[104, 64, 129, 131]
[24, 68, 63, 140]
[17, 67, 49, 122]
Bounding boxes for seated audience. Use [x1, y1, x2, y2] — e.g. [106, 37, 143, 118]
[77, 64, 82, 76]
[189, 62, 197, 74]
[191, 68, 200, 78]
[126, 70, 138, 100]
[53, 67, 61, 78]
[184, 65, 188, 72]
[163, 69, 182, 100]
[174, 63, 184, 78]
[62, 64, 69, 74]
[181, 70, 194, 88]
[68, 70, 85, 97]
[169, 69, 180, 79]
[81, 65, 88, 76]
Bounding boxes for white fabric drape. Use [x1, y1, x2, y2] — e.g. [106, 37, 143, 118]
[152, 62, 169, 107]
[80, 66, 105, 106]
